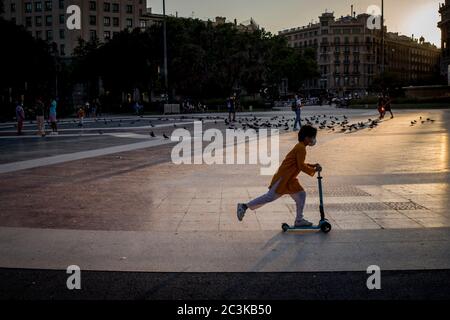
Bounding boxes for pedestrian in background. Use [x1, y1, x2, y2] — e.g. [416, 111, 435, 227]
[384, 93, 394, 119]
[15, 101, 25, 135]
[293, 95, 303, 131]
[227, 96, 236, 122]
[49, 97, 58, 135]
[77, 106, 85, 127]
[35, 97, 46, 136]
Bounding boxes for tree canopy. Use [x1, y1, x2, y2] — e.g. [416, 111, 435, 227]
[74, 17, 319, 101]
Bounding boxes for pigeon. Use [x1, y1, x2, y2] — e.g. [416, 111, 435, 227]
[163, 133, 169, 139]
[150, 131, 155, 138]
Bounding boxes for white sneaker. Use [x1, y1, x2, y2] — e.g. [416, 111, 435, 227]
[237, 203, 247, 221]
[294, 219, 313, 227]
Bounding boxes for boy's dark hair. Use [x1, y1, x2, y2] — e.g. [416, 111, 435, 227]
[298, 125, 317, 142]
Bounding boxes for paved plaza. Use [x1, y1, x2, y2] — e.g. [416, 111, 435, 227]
[0, 106, 449, 295]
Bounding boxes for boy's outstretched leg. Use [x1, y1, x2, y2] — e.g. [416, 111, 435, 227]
[290, 191, 313, 227]
[237, 181, 281, 221]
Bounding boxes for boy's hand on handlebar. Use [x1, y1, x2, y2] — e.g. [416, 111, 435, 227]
[313, 164, 322, 172]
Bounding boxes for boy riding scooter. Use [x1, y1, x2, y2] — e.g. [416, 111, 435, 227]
[237, 125, 321, 228]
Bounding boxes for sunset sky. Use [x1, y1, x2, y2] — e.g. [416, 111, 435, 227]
[147, 0, 443, 47]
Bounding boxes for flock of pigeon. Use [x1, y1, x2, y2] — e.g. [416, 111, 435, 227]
[410, 116, 436, 127]
[142, 114, 386, 139]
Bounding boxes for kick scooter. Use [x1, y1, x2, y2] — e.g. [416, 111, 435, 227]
[282, 170, 332, 233]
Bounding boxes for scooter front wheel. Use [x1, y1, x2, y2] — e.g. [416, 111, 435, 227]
[320, 221, 332, 233]
[282, 223, 290, 232]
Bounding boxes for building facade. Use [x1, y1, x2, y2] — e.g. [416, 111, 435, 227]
[439, 0, 450, 82]
[1, 0, 162, 56]
[279, 11, 441, 96]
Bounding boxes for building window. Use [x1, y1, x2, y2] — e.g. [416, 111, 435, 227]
[45, 1, 52, 11]
[113, 17, 119, 27]
[36, 30, 42, 39]
[10, 3, 16, 13]
[104, 2, 111, 12]
[59, 14, 65, 24]
[126, 5, 133, 14]
[35, 16, 42, 26]
[126, 18, 133, 28]
[104, 17, 111, 26]
[59, 29, 65, 39]
[26, 17, 32, 27]
[113, 31, 119, 38]
[89, 15, 96, 26]
[35, 2, 43, 12]
[89, 1, 96, 11]
[60, 44, 65, 56]
[46, 30, 53, 41]
[112, 3, 119, 12]
[90, 30, 97, 41]
[45, 15, 52, 26]
[104, 31, 111, 40]
[140, 20, 146, 28]
[59, 0, 65, 10]
[25, 2, 32, 13]
[11, 17, 16, 24]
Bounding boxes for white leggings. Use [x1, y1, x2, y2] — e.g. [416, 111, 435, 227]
[247, 180, 307, 223]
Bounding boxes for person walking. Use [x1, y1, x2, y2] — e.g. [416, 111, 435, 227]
[49, 97, 58, 134]
[15, 101, 25, 135]
[35, 97, 46, 136]
[383, 94, 394, 119]
[293, 95, 303, 131]
[77, 106, 85, 127]
[227, 96, 236, 122]
[377, 94, 385, 120]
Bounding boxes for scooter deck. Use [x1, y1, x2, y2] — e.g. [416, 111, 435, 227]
[282, 223, 321, 231]
[282, 221, 332, 233]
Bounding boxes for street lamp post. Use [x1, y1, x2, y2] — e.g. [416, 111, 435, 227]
[381, 0, 385, 87]
[163, 0, 169, 103]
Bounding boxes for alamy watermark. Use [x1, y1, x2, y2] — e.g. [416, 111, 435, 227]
[170, 122, 279, 176]
[66, 265, 81, 290]
[366, 265, 381, 290]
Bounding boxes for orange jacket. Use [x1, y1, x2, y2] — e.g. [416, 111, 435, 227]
[269, 141, 316, 195]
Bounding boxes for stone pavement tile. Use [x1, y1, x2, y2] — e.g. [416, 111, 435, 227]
[146, 212, 187, 221]
[187, 204, 221, 213]
[258, 220, 285, 230]
[373, 217, 423, 229]
[141, 219, 184, 231]
[221, 188, 250, 197]
[358, 185, 398, 197]
[157, 203, 190, 213]
[219, 220, 261, 231]
[165, 193, 197, 200]
[404, 194, 441, 203]
[328, 211, 367, 219]
[193, 192, 223, 199]
[400, 210, 443, 219]
[382, 185, 420, 196]
[364, 210, 404, 219]
[333, 218, 381, 230]
[189, 198, 221, 207]
[420, 201, 449, 211]
[183, 212, 220, 221]
[221, 198, 250, 205]
[177, 221, 220, 232]
[412, 217, 450, 228]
